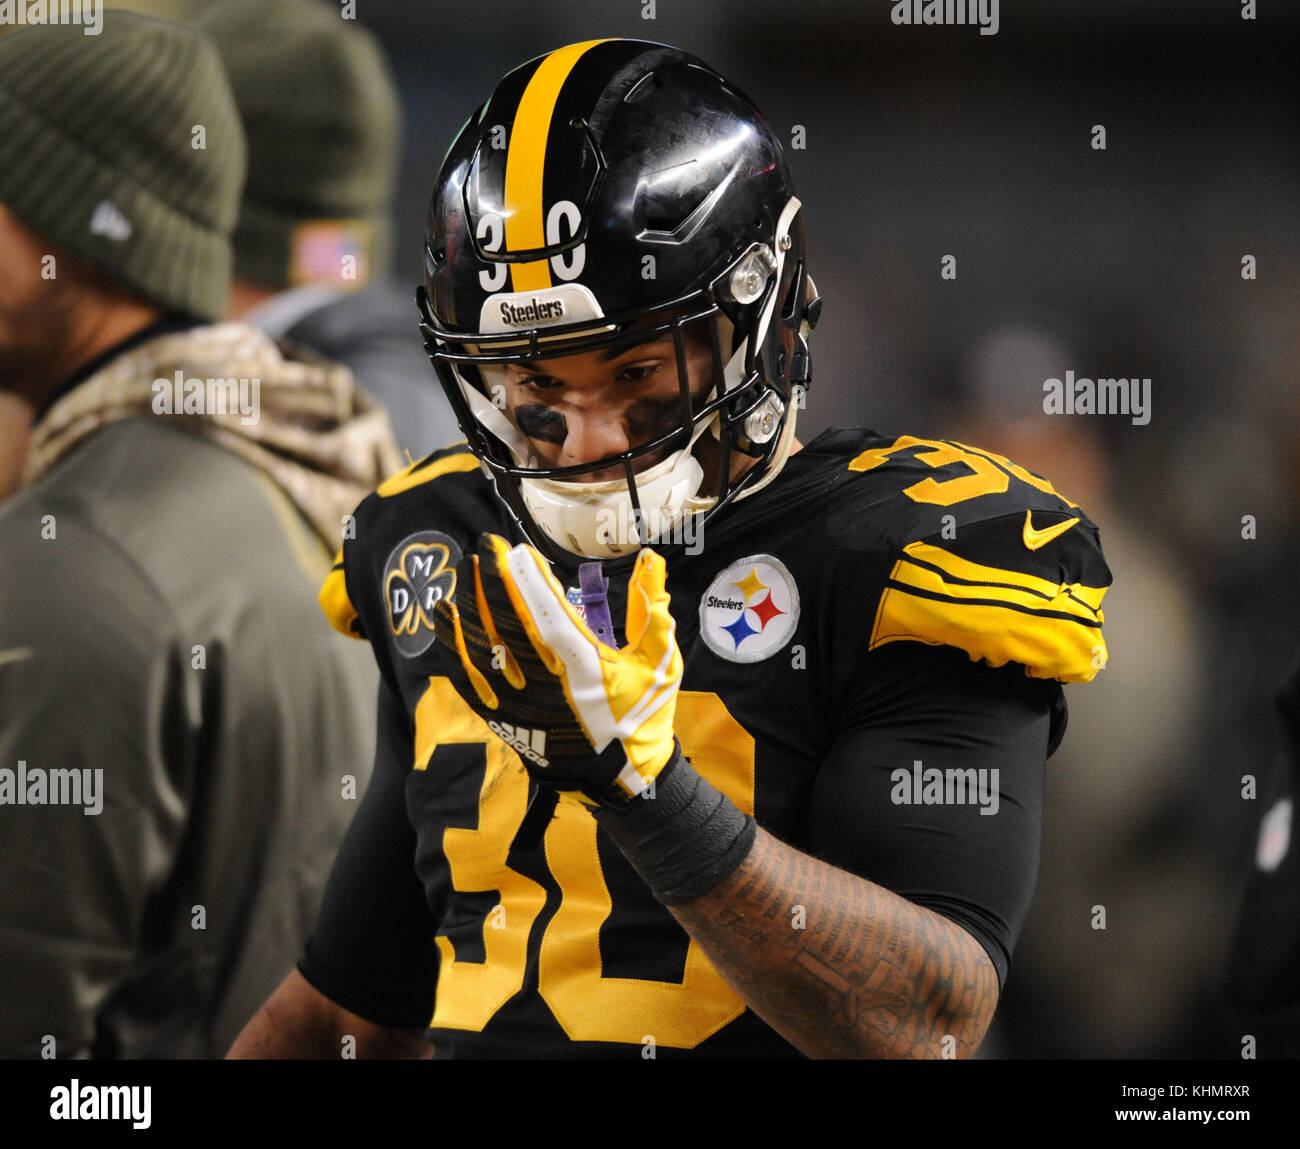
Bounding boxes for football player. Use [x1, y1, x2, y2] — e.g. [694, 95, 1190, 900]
[231, 38, 1112, 1059]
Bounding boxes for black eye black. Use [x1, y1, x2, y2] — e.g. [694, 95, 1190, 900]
[515, 404, 568, 445]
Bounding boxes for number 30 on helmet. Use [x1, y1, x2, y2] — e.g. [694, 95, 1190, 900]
[417, 38, 821, 565]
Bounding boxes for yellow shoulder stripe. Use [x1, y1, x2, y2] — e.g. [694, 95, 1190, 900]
[898, 541, 1103, 623]
[870, 541, 1109, 682]
[318, 546, 364, 640]
[377, 448, 479, 498]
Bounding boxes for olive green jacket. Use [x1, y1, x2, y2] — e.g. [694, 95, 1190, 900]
[0, 323, 401, 1057]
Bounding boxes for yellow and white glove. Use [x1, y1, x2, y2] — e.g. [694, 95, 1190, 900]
[433, 533, 683, 807]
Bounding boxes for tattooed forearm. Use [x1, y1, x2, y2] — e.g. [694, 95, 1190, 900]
[667, 827, 1000, 1059]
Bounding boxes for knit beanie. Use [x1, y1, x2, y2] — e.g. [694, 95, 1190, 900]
[197, 0, 401, 291]
[0, 11, 246, 322]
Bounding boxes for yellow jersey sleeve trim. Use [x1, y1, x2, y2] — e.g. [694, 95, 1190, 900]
[377, 448, 479, 498]
[903, 540, 1068, 599]
[893, 542, 1103, 627]
[1064, 580, 1107, 613]
[869, 541, 1109, 683]
[318, 546, 364, 640]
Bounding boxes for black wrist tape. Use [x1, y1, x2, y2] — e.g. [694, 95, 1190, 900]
[591, 749, 757, 905]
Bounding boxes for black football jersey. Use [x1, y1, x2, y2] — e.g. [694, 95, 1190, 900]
[305, 427, 1111, 1057]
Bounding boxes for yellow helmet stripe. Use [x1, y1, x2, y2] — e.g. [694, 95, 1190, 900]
[503, 39, 611, 291]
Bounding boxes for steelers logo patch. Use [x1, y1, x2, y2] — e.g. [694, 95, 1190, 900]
[699, 554, 800, 664]
[384, 530, 461, 657]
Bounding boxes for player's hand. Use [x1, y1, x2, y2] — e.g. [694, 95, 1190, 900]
[433, 533, 682, 807]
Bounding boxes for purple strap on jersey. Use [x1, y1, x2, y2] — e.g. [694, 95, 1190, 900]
[578, 560, 618, 649]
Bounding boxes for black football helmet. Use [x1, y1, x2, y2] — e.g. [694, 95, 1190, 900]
[417, 38, 820, 567]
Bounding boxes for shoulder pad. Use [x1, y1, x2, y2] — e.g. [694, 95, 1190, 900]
[317, 444, 483, 641]
[846, 436, 1112, 682]
[320, 442, 516, 676]
[376, 442, 480, 498]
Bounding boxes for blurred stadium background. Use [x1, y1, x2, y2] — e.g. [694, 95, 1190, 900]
[17, 0, 1300, 1057]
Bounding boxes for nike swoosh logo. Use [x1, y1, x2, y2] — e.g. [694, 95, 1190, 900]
[0, 646, 34, 668]
[1023, 511, 1079, 551]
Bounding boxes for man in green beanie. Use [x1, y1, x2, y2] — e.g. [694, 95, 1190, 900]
[0, 10, 401, 1058]
[199, 0, 459, 461]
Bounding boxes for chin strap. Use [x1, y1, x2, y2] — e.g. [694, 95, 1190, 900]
[577, 560, 617, 647]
